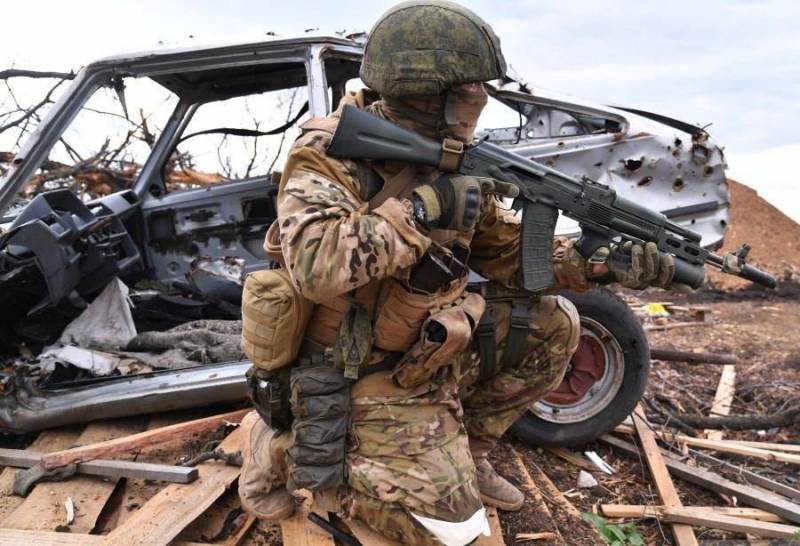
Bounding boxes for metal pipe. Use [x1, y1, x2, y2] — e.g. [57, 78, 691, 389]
[0, 361, 250, 433]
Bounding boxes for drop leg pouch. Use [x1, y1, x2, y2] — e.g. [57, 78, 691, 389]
[286, 365, 350, 491]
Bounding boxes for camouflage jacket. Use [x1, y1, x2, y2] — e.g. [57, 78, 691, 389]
[275, 92, 593, 348]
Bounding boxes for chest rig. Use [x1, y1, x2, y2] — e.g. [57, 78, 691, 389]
[284, 113, 484, 385]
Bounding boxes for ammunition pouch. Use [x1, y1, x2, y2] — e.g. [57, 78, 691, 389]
[391, 291, 485, 388]
[286, 365, 350, 492]
[408, 243, 470, 294]
[245, 366, 291, 431]
[241, 264, 313, 371]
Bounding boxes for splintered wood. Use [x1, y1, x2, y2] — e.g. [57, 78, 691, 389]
[41, 408, 249, 469]
[104, 425, 243, 545]
[631, 405, 699, 546]
[706, 365, 737, 441]
[1, 420, 145, 533]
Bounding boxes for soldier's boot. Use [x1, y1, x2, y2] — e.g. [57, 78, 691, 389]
[475, 459, 524, 511]
[238, 411, 295, 520]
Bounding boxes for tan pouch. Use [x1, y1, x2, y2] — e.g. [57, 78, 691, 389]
[373, 277, 468, 353]
[241, 268, 313, 370]
[263, 220, 286, 267]
[391, 292, 485, 388]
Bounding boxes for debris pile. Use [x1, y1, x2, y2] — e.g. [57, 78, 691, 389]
[708, 179, 800, 290]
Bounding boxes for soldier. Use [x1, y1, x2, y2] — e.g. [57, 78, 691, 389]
[238, 2, 681, 545]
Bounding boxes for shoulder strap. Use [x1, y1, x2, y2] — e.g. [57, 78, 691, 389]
[299, 116, 339, 134]
[367, 165, 416, 211]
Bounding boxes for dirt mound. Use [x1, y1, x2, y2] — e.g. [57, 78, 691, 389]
[707, 179, 800, 289]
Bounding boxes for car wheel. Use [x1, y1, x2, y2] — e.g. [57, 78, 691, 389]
[510, 288, 649, 447]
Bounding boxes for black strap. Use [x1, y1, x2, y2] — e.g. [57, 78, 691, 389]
[176, 101, 310, 145]
[476, 306, 497, 382]
[499, 301, 530, 371]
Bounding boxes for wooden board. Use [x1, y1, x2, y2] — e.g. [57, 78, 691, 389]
[0, 529, 210, 545]
[600, 504, 787, 523]
[0, 428, 80, 522]
[631, 406, 699, 546]
[507, 447, 563, 543]
[706, 365, 736, 441]
[475, 506, 505, 546]
[104, 425, 243, 545]
[546, 447, 597, 472]
[614, 424, 800, 465]
[662, 507, 800, 539]
[279, 491, 335, 546]
[511, 446, 604, 544]
[42, 408, 249, 469]
[600, 434, 800, 525]
[722, 440, 800, 453]
[1, 419, 144, 533]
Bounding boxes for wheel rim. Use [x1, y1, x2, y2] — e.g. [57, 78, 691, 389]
[530, 317, 625, 424]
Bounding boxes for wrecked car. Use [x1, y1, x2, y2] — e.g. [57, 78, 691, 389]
[0, 36, 729, 444]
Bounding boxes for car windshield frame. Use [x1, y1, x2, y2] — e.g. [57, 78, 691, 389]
[0, 37, 364, 215]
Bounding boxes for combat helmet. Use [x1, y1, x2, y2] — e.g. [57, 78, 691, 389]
[360, 1, 507, 97]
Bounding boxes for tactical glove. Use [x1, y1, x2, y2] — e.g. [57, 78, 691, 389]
[591, 241, 676, 290]
[411, 174, 482, 231]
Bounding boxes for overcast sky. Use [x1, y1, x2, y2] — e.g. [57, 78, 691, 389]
[2, 0, 799, 219]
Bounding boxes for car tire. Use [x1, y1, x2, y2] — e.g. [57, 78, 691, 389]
[510, 288, 649, 447]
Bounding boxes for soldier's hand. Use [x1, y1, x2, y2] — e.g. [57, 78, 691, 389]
[591, 241, 676, 290]
[411, 174, 482, 231]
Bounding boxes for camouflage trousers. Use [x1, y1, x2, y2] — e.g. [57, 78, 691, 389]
[338, 294, 581, 546]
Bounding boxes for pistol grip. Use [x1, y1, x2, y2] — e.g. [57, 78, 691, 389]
[520, 201, 558, 292]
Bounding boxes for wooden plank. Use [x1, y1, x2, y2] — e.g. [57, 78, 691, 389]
[615, 424, 800, 465]
[105, 425, 243, 545]
[700, 538, 797, 546]
[661, 507, 800, 539]
[545, 447, 597, 472]
[600, 434, 800, 525]
[42, 408, 249, 469]
[631, 406, 698, 546]
[94, 410, 199, 532]
[279, 490, 335, 546]
[707, 365, 736, 441]
[645, 322, 713, 332]
[0, 429, 80, 522]
[1, 420, 144, 533]
[511, 446, 604, 544]
[615, 425, 800, 499]
[507, 447, 564, 544]
[0, 447, 197, 483]
[0, 529, 210, 545]
[723, 440, 800, 453]
[224, 513, 257, 545]
[475, 506, 505, 546]
[600, 505, 787, 523]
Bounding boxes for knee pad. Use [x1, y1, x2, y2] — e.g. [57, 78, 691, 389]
[528, 295, 580, 363]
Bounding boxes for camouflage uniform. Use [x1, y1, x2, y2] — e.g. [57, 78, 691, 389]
[270, 87, 585, 544]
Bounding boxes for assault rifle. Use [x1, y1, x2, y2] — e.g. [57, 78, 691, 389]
[327, 105, 776, 291]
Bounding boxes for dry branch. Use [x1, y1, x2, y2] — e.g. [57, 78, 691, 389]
[673, 405, 800, 430]
[0, 69, 75, 80]
[650, 348, 738, 365]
